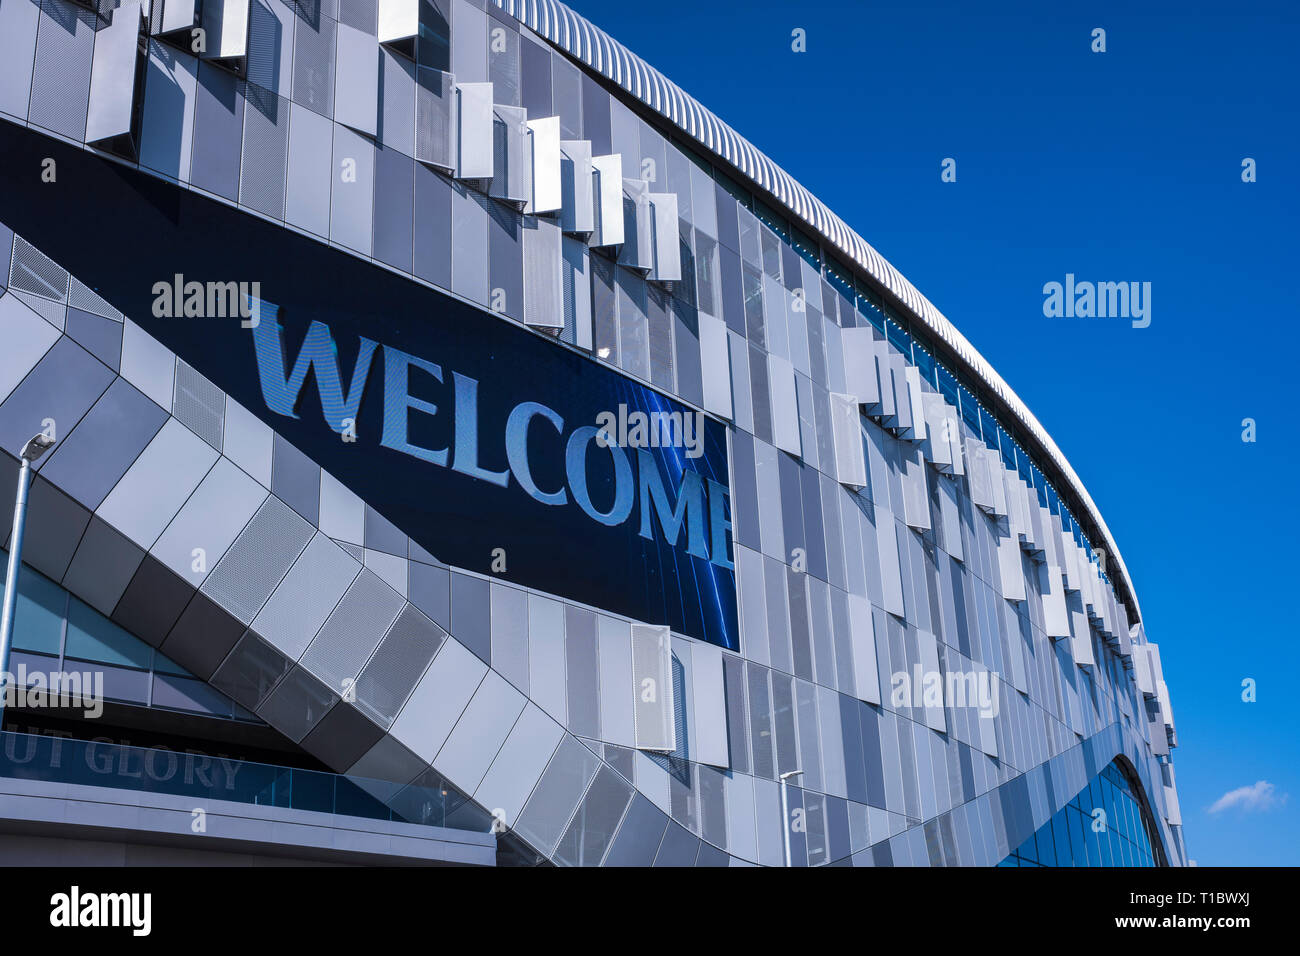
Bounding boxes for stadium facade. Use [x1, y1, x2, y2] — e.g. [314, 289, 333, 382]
[0, 0, 1184, 866]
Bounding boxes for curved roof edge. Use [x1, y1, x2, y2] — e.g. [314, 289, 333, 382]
[491, 0, 1141, 622]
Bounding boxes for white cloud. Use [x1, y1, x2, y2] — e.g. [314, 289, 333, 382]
[1208, 780, 1288, 814]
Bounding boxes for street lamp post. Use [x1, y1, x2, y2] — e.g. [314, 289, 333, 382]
[0, 434, 55, 721]
[779, 768, 804, 867]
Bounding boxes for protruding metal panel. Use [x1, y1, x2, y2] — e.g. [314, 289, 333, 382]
[455, 81, 493, 179]
[200, 0, 250, 74]
[526, 116, 561, 215]
[631, 623, 675, 752]
[490, 104, 530, 205]
[647, 192, 680, 282]
[335, 23, 379, 138]
[378, 0, 419, 59]
[415, 66, 456, 171]
[590, 153, 624, 247]
[840, 327, 880, 407]
[830, 392, 866, 488]
[86, 2, 148, 159]
[559, 140, 594, 234]
[523, 217, 564, 332]
[618, 177, 653, 271]
[154, 0, 201, 40]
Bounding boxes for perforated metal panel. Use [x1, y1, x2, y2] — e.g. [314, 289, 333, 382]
[292, 14, 336, 118]
[415, 66, 456, 171]
[490, 104, 530, 205]
[522, 217, 562, 331]
[9, 237, 68, 302]
[200, 495, 315, 624]
[631, 623, 675, 752]
[301, 568, 404, 694]
[559, 139, 593, 234]
[29, 0, 96, 142]
[830, 392, 867, 488]
[240, 88, 290, 219]
[590, 154, 623, 247]
[172, 359, 225, 450]
[251, 532, 361, 659]
[352, 603, 447, 728]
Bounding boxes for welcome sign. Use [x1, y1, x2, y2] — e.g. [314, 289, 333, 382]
[0, 122, 739, 649]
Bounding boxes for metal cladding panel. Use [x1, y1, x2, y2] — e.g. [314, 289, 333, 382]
[96, 418, 219, 550]
[965, 439, 994, 512]
[150, 456, 268, 586]
[0, 292, 61, 405]
[944, 406, 964, 476]
[29, 0, 95, 142]
[415, 66, 457, 170]
[559, 139, 594, 234]
[86, 3, 147, 150]
[159, 0, 202, 36]
[841, 327, 879, 407]
[1003, 468, 1026, 539]
[389, 638, 488, 764]
[0, 0, 39, 121]
[830, 392, 867, 488]
[876, 506, 906, 618]
[301, 568, 405, 692]
[618, 177, 653, 270]
[335, 23, 380, 137]
[900, 366, 926, 441]
[648, 192, 681, 281]
[378, 0, 418, 46]
[522, 216, 564, 330]
[631, 622, 675, 752]
[201, 0, 250, 64]
[920, 392, 952, 470]
[1038, 564, 1071, 639]
[690, 642, 730, 768]
[527, 115, 562, 214]
[200, 495, 314, 625]
[847, 593, 880, 705]
[490, 104, 531, 204]
[250, 532, 362, 660]
[996, 532, 1025, 602]
[353, 603, 447, 728]
[901, 444, 930, 531]
[938, 474, 963, 562]
[916, 628, 946, 733]
[561, 235, 592, 348]
[867, 342, 894, 420]
[590, 153, 624, 246]
[698, 312, 732, 419]
[455, 81, 494, 178]
[768, 353, 801, 456]
[1069, 605, 1096, 671]
[984, 449, 1007, 517]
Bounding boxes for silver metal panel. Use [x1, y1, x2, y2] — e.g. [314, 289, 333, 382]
[97, 418, 219, 550]
[0, 0, 37, 119]
[414, 67, 457, 171]
[455, 81, 494, 179]
[389, 638, 488, 763]
[285, 102, 334, 238]
[938, 474, 963, 562]
[690, 642, 729, 768]
[561, 236, 592, 349]
[847, 593, 880, 705]
[301, 568, 405, 692]
[474, 702, 564, 834]
[767, 354, 801, 456]
[522, 217, 564, 331]
[0, 293, 60, 405]
[596, 615, 635, 748]
[900, 366, 927, 442]
[335, 23, 379, 138]
[200, 0, 250, 65]
[526, 116, 562, 214]
[698, 312, 732, 419]
[830, 392, 867, 488]
[648, 192, 681, 282]
[378, 0, 419, 48]
[86, 3, 146, 150]
[618, 178, 653, 270]
[150, 457, 268, 586]
[916, 628, 947, 733]
[490, 104, 530, 204]
[436, 670, 526, 794]
[330, 124, 375, 255]
[996, 531, 1025, 601]
[251, 532, 362, 661]
[1038, 563, 1071, 638]
[590, 154, 624, 247]
[158, 0, 201, 36]
[631, 622, 675, 752]
[901, 444, 930, 531]
[984, 447, 1007, 516]
[920, 392, 952, 470]
[559, 139, 594, 234]
[527, 594, 567, 723]
[965, 438, 994, 512]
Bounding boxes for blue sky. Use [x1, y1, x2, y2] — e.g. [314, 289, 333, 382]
[563, 0, 1300, 865]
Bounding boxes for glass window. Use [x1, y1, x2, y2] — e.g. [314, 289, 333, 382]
[7, 564, 66, 655]
[64, 597, 152, 670]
